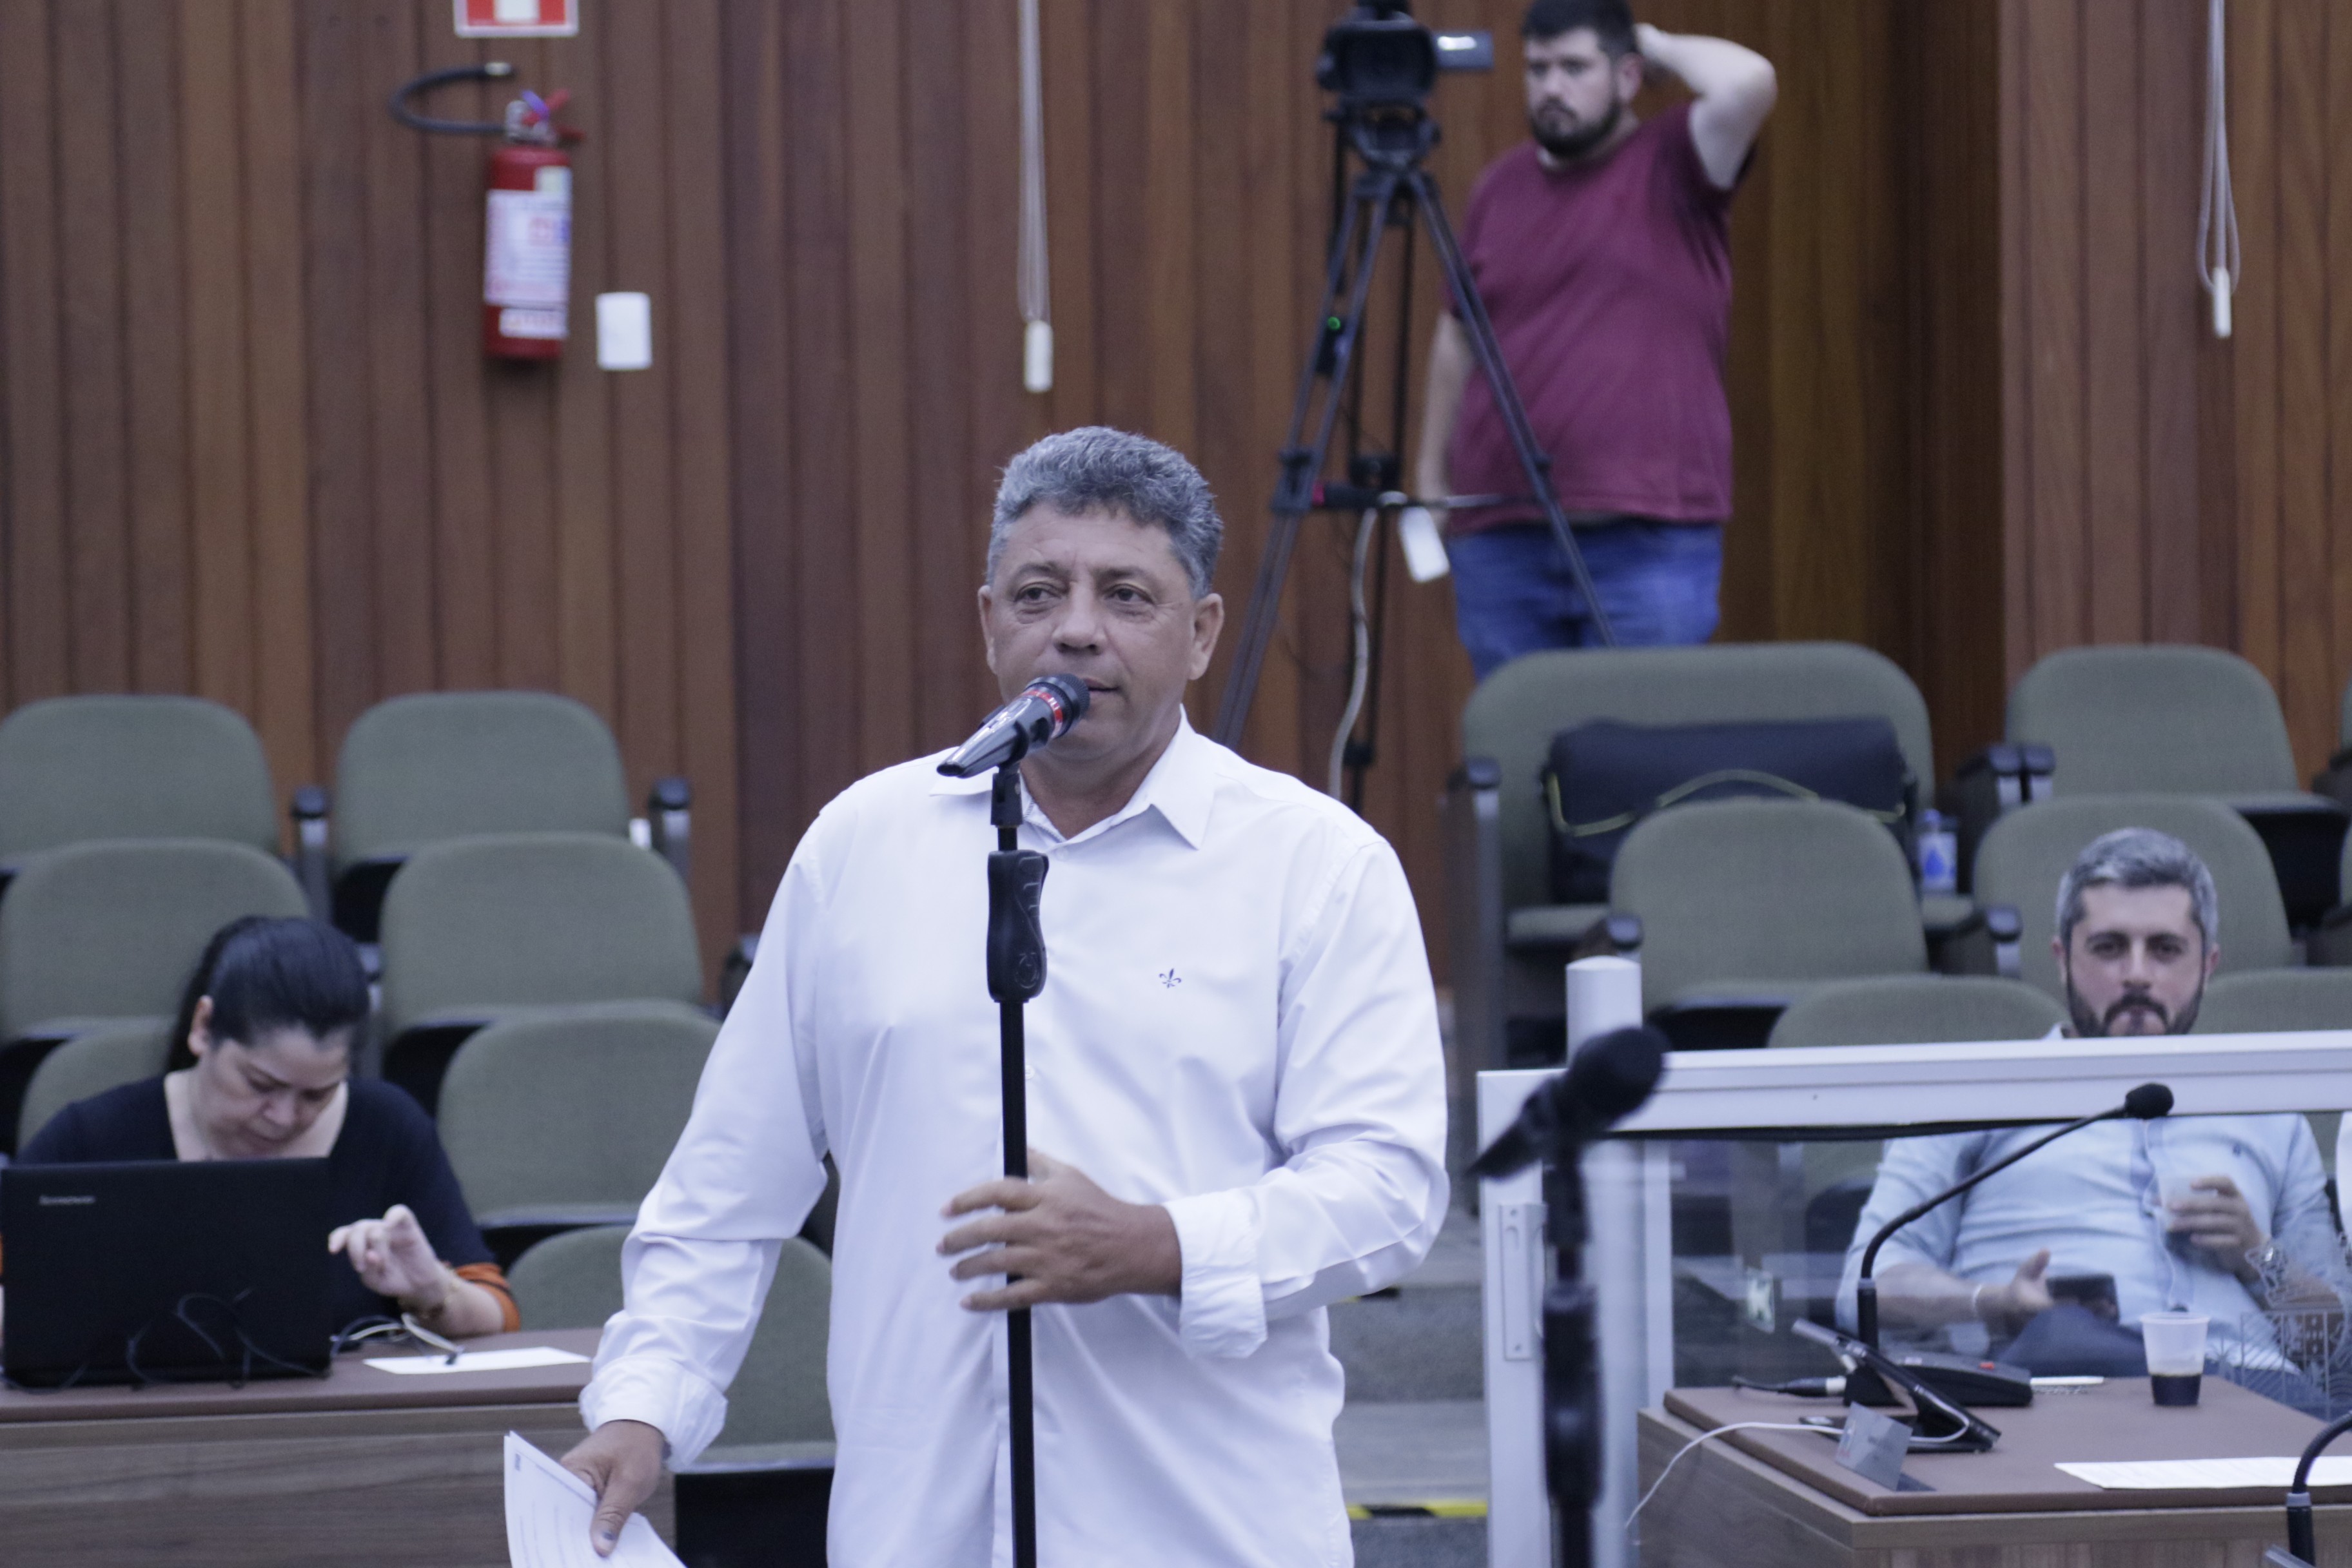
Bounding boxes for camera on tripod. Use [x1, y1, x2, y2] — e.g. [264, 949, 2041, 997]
[1315, 3, 1493, 115]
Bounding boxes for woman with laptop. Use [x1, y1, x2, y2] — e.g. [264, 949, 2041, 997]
[17, 916, 517, 1338]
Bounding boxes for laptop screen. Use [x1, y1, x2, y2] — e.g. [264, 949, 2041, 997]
[3, 1158, 334, 1387]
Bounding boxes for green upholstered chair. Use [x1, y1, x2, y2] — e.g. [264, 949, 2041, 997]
[15, 1015, 172, 1150]
[1970, 794, 2290, 1003]
[2006, 645, 2346, 926]
[375, 832, 703, 1115]
[0, 694, 278, 864]
[2192, 968, 2352, 1034]
[0, 839, 308, 1152]
[1609, 796, 1928, 1049]
[1442, 643, 1939, 1137]
[509, 1226, 833, 1455]
[1765, 975, 2066, 1049]
[437, 1002, 718, 1255]
[327, 691, 636, 939]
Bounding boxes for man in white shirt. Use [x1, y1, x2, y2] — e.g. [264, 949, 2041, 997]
[562, 426, 1450, 1565]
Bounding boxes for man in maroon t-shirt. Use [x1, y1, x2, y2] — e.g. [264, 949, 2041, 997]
[1413, 0, 1776, 678]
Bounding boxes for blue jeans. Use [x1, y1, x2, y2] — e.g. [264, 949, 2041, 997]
[1447, 519, 1723, 681]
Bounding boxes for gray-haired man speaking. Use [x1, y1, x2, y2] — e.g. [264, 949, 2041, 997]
[562, 428, 1449, 1564]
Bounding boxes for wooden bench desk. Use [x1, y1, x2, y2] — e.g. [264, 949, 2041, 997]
[0, 1327, 669, 1567]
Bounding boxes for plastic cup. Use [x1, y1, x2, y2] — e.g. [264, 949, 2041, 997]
[2141, 1311, 2209, 1406]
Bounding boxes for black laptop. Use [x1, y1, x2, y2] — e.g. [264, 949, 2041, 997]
[3, 1159, 334, 1388]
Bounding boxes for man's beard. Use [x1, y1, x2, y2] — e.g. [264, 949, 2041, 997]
[2065, 979, 2203, 1038]
[1531, 98, 1622, 162]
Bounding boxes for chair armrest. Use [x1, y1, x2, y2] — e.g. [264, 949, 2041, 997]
[1929, 901, 2021, 977]
[648, 776, 692, 891]
[1945, 745, 2051, 894]
[1442, 756, 1505, 1180]
[720, 933, 760, 1017]
[1576, 912, 1642, 960]
[291, 783, 332, 923]
[2316, 747, 2352, 812]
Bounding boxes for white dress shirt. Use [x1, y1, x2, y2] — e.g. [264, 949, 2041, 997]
[581, 714, 1449, 1567]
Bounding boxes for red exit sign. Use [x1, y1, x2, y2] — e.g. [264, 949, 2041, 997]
[455, 0, 578, 37]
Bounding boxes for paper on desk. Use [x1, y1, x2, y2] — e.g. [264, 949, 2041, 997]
[368, 1346, 592, 1375]
[505, 1431, 683, 1568]
[2057, 1457, 2352, 1490]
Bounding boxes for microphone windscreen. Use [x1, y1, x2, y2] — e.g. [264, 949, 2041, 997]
[1028, 672, 1092, 726]
[2122, 1082, 2174, 1119]
[1566, 1024, 1668, 1124]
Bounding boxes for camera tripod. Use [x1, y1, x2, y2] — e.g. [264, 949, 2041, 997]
[1210, 89, 1617, 778]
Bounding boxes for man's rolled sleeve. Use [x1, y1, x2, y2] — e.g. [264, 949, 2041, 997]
[1164, 1189, 1268, 1358]
[578, 1349, 721, 1462]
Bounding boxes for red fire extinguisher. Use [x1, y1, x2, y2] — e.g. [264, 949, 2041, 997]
[391, 62, 584, 361]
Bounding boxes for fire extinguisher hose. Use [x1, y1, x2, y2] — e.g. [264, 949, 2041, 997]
[389, 62, 516, 137]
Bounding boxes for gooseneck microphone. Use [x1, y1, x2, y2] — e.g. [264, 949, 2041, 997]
[937, 674, 1092, 779]
[1853, 1082, 2173, 1351]
[2282, 1406, 2352, 1563]
[1469, 1024, 1667, 1179]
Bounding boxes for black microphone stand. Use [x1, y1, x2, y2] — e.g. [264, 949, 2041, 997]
[985, 763, 1048, 1568]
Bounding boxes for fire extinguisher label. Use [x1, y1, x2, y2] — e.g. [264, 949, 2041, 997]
[484, 187, 572, 315]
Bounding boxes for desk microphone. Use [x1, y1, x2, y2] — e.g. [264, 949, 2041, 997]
[938, 674, 1092, 778]
[2279, 1407, 2352, 1565]
[1854, 1082, 2174, 1351]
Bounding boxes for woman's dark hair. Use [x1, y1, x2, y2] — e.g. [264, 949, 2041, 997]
[166, 916, 372, 1071]
[1523, 0, 1636, 55]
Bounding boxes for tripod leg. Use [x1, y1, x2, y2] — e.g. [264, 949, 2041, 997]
[1409, 170, 1619, 647]
[1213, 169, 1405, 747]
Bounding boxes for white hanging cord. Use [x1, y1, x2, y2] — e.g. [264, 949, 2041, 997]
[1018, 0, 1054, 392]
[2197, 0, 2240, 339]
[1328, 508, 1380, 798]
[1625, 1422, 1829, 1530]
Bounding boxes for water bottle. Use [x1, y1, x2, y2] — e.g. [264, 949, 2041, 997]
[1917, 808, 1958, 895]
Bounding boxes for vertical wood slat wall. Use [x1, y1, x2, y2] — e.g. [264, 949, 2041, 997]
[0, 1, 740, 969]
[2001, 0, 2352, 782]
[3, 0, 2179, 981]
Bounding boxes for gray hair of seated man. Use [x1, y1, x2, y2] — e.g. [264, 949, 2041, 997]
[2054, 827, 2220, 953]
[988, 426, 1223, 598]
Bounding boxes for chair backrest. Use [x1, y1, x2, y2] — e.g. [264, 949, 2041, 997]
[1462, 644, 1934, 915]
[0, 839, 309, 1042]
[377, 832, 702, 1037]
[1766, 975, 2066, 1048]
[2008, 645, 2299, 796]
[438, 1003, 717, 1219]
[0, 696, 277, 861]
[332, 692, 631, 873]
[16, 1017, 172, 1148]
[507, 1225, 832, 1446]
[2192, 969, 2352, 1034]
[1611, 798, 1927, 1012]
[1971, 794, 2289, 1000]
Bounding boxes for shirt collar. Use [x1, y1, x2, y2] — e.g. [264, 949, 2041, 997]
[928, 709, 1214, 851]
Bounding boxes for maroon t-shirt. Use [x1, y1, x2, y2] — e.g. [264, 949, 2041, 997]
[1446, 103, 1737, 533]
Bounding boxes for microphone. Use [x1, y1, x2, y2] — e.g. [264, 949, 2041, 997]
[1469, 1025, 1667, 1179]
[937, 674, 1092, 779]
[1853, 1082, 2173, 1351]
[2281, 1407, 2352, 1564]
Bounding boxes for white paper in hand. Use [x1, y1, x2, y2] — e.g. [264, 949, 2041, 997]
[504, 1431, 683, 1568]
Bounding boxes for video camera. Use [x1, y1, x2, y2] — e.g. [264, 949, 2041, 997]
[1314, 3, 1493, 114]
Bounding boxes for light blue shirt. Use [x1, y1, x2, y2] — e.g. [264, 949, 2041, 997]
[1839, 1114, 2336, 1362]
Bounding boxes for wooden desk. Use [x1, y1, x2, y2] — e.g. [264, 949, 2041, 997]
[1638, 1380, 2352, 1567]
[0, 1327, 671, 1567]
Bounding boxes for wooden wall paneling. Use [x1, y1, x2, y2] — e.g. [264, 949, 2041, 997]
[661, 0, 741, 970]
[117, 0, 193, 695]
[1997, 0, 2032, 686]
[482, 39, 557, 697]
[2081, 0, 2146, 647]
[417, 24, 498, 692]
[2329, 0, 2352, 740]
[239, 0, 320, 798]
[177, 0, 258, 720]
[1086, 5, 1152, 439]
[904, 0, 981, 750]
[360, 0, 443, 701]
[2272, 0, 2333, 764]
[721, 0, 796, 928]
[54, 0, 132, 693]
[2139, 0, 2205, 647]
[600, 6, 680, 796]
[1035, 0, 1099, 440]
[0, 0, 69, 705]
[2023, 0, 2089, 665]
[2229, 0, 2282, 688]
[1144, 5, 1197, 460]
[962, 0, 1034, 705]
[844, 0, 914, 778]
[551, 13, 617, 723]
[302, 0, 384, 753]
[779, 0, 858, 825]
